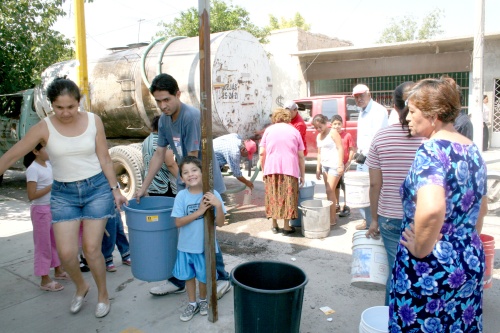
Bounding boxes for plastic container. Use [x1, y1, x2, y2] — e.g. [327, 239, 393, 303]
[123, 197, 177, 282]
[344, 172, 370, 208]
[231, 261, 308, 333]
[351, 231, 389, 290]
[480, 234, 495, 289]
[290, 181, 316, 227]
[359, 306, 389, 333]
[299, 199, 332, 239]
[242, 186, 252, 205]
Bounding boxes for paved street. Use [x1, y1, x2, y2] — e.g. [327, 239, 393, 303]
[0, 149, 498, 332]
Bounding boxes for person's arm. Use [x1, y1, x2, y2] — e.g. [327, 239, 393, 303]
[476, 196, 488, 234]
[0, 121, 46, 175]
[236, 176, 254, 190]
[27, 182, 51, 201]
[401, 184, 446, 258]
[94, 115, 128, 209]
[316, 134, 322, 180]
[136, 146, 168, 199]
[366, 168, 382, 238]
[330, 130, 344, 176]
[298, 150, 305, 186]
[203, 191, 225, 227]
[259, 146, 266, 171]
[175, 196, 210, 228]
[164, 149, 178, 179]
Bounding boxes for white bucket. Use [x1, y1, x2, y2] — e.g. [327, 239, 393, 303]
[351, 231, 389, 290]
[359, 306, 389, 333]
[344, 172, 370, 208]
[299, 199, 332, 239]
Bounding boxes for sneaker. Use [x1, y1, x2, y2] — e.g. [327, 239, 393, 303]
[199, 300, 208, 316]
[216, 280, 232, 300]
[106, 264, 117, 272]
[355, 220, 367, 230]
[339, 206, 351, 217]
[180, 303, 199, 322]
[122, 258, 131, 266]
[149, 281, 186, 296]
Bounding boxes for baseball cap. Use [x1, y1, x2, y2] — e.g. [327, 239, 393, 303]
[244, 140, 257, 160]
[284, 100, 298, 110]
[352, 84, 370, 95]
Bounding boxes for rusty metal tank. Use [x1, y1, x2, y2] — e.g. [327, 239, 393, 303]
[34, 30, 273, 140]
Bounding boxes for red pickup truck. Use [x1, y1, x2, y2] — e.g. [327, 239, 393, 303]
[294, 95, 359, 159]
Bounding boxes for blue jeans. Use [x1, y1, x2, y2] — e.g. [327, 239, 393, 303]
[102, 212, 130, 264]
[356, 164, 371, 227]
[378, 215, 402, 306]
[168, 241, 229, 288]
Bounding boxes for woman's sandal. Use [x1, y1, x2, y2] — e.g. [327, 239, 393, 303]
[54, 272, 70, 280]
[40, 281, 64, 292]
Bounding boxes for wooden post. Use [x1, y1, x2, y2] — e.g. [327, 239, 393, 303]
[472, 0, 485, 150]
[73, 0, 90, 112]
[198, 0, 218, 322]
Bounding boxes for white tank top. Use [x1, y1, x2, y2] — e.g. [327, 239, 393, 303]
[44, 112, 102, 182]
[316, 130, 339, 168]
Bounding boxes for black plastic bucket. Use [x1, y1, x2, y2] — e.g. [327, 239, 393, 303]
[231, 261, 308, 333]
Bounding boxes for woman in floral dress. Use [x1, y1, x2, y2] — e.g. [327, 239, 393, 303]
[389, 77, 489, 333]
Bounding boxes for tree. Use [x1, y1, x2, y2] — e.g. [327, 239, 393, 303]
[0, 0, 74, 94]
[267, 13, 311, 31]
[155, 0, 268, 43]
[377, 8, 444, 43]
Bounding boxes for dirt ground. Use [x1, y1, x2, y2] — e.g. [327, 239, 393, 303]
[1, 167, 499, 333]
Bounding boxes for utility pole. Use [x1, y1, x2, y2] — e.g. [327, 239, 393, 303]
[198, 0, 218, 323]
[471, 0, 485, 150]
[74, 0, 90, 112]
[138, 19, 144, 43]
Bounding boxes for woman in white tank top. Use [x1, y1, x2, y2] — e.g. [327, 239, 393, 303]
[0, 78, 127, 318]
[313, 114, 344, 227]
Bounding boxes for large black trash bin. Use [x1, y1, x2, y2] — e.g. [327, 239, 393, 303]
[231, 261, 308, 333]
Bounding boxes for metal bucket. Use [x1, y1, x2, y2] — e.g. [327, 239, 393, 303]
[298, 199, 332, 239]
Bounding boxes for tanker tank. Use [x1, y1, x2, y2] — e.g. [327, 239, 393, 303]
[34, 30, 273, 140]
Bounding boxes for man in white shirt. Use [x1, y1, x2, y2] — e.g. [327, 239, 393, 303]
[352, 84, 388, 230]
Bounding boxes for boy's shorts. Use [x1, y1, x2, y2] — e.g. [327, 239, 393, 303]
[173, 251, 207, 283]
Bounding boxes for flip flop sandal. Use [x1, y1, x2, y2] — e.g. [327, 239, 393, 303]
[54, 272, 70, 280]
[40, 281, 64, 292]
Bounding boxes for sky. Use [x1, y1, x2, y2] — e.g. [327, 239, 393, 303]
[53, 0, 500, 58]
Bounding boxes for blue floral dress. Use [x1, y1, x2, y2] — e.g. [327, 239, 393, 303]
[389, 140, 487, 333]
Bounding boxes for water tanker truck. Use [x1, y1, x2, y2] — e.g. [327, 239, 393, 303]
[0, 30, 273, 198]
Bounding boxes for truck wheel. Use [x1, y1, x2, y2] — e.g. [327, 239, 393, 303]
[129, 143, 143, 152]
[109, 145, 144, 200]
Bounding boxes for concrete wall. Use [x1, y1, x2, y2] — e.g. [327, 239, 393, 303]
[483, 38, 500, 147]
[264, 28, 351, 110]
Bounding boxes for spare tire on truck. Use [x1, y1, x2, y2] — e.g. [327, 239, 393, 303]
[109, 145, 144, 200]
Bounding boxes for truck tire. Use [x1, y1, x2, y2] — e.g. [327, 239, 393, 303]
[109, 145, 144, 200]
[129, 143, 143, 153]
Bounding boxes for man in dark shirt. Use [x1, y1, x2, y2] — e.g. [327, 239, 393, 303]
[454, 109, 473, 140]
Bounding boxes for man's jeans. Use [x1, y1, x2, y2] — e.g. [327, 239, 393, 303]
[378, 215, 402, 306]
[102, 213, 130, 264]
[168, 241, 229, 288]
[356, 163, 371, 227]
